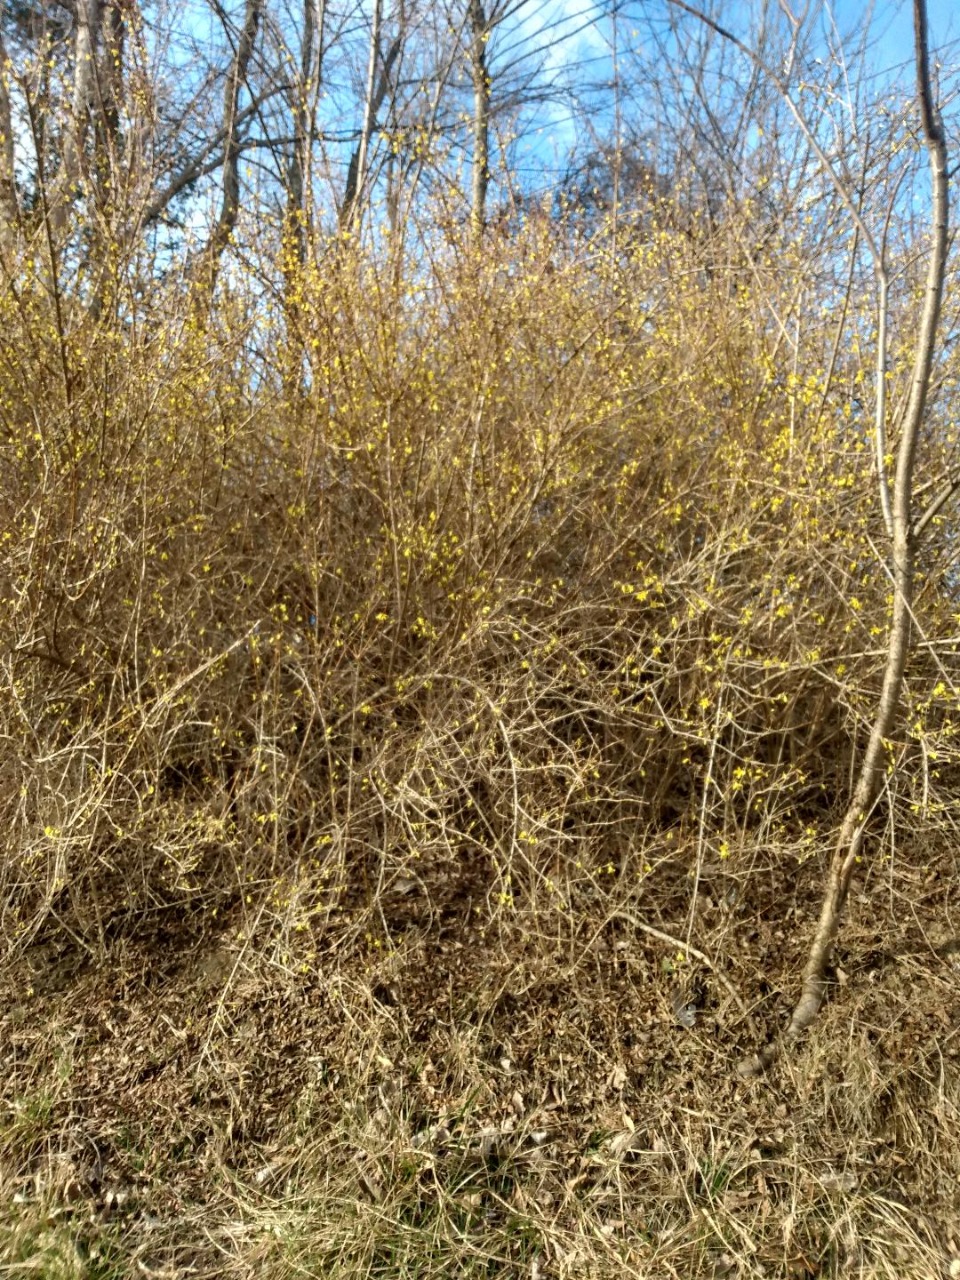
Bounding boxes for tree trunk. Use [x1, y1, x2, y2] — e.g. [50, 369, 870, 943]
[282, 0, 325, 394]
[86, 0, 127, 315]
[739, 0, 950, 1076]
[0, 32, 18, 254]
[196, 0, 262, 298]
[50, 0, 103, 238]
[468, 0, 490, 242]
[340, 5, 402, 234]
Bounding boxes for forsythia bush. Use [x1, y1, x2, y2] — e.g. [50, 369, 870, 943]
[2, 208, 958, 957]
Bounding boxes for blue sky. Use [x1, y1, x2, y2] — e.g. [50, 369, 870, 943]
[835, 0, 958, 70]
[496, 0, 960, 197]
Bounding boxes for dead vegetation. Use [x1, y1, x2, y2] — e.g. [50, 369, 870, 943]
[2, 201, 960, 1276]
[3, 847, 960, 1278]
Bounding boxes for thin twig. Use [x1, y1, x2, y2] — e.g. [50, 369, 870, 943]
[597, 909, 749, 1017]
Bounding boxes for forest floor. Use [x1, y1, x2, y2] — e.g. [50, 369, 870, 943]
[2, 835, 960, 1279]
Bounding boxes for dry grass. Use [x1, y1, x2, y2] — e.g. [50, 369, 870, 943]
[2, 214, 960, 1278]
[2, 855, 959, 1279]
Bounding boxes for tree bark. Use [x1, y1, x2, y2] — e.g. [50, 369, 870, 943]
[0, 32, 18, 254]
[49, 0, 103, 237]
[468, 0, 490, 242]
[196, 0, 262, 297]
[282, 0, 325, 393]
[284, 0, 325, 273]
[340, 4, 402, 233]
[85, 0, 127, 315]
[95, 0, 125, 204]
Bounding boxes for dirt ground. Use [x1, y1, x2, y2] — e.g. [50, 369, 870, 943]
[2, 837, 960, 1279]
